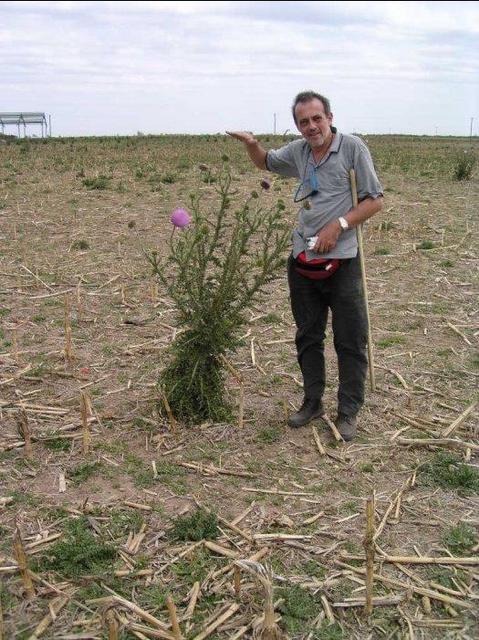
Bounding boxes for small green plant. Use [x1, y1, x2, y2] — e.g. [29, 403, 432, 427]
[33, 517, 117, 579]
[160, 172, 177, 184]
[82, 175, 111, 189]
[169, 508, 218, 541]
[71, 239, 90, 250]
[420, 452, 479, 495]
[148, 163, 289, 423]
[255, 426, 281, 444]
[443, 522, 477, 554]
[377, 335, 406, 348]
[312, 623, 344, 640]
[69, 461, 103, 485]
[378, 220, 396, 231]
[418, 240, 435, 249]
[43, 437, 71, 452]
[453, 152, 476, 181]
[374, 246, 391, 255]
[278, 585, 320, 635]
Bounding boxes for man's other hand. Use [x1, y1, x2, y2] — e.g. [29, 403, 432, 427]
[313, 220, 342, 254]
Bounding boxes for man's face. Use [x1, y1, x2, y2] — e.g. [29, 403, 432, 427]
[295, 98, 333, 149]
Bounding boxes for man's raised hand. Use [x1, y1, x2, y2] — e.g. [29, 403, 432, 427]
[226, 131, 257, 145]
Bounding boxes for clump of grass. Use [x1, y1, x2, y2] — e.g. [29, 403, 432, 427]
[278, 585, 319, 635]
[453, 152, 476, 181]
[420, 452, 479, 495]
[160, 173, 177, 184]
[43, 437, 71, 452]
[443, 522, 477, 554]
[169, 508, 218, 541]
[378, 221, 396, 231]
[377, 335, 406, 348]
[255, 427, 281, 444]
[69, 461, 103, 485]
[71, 239, 90, 250]
[33, 517, 117, 579]
[82, 175, 111, 190]
[374, 247, 391, 255]
[418, 240, 435, 249]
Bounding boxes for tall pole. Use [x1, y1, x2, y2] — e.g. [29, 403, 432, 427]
[350, 169, 376, 392]
[273, 113, 276, 135]
[470, 117, 474, 138]
[49, 115, 52, 137]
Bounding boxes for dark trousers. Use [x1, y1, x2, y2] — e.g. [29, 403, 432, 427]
[287, 254, 368, 417]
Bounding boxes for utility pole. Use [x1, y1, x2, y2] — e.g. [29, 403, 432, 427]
[49, 114, 52, 137]
[273, 113, 276, 135]
[470, 117, 474, 138]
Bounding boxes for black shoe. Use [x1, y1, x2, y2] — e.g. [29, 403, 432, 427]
[336, 413, 357, 441]
[288, 398, 324, 428]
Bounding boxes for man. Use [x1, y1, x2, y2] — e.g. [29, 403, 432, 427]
[228, 91, 383, 441]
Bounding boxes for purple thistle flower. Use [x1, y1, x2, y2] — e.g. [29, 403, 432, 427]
[170, 208, 191, 228]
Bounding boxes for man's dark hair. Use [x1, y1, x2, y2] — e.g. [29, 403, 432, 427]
[292, 91, 332, 123]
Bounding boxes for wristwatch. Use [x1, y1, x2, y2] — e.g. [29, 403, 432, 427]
[338, 216, 349, 231]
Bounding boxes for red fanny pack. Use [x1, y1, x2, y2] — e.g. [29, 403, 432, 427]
[294, 251, 341, 280]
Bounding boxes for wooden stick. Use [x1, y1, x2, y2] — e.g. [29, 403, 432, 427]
[105, 607, 119, 640]
[397, 437, 479, 451]
[13, 528, 35, 599]
[238, 382, 244, 429]
[341, 553, 479, 566]
[0, 585, 3, 640]
[350, 169, 375, 392]
[17, 408, 32, 459]
[320, 595, 335, 623]
[334, 594, 405, 608]
[446, 321, 472, 345]
[336, 561, 474, 609]
[184, 582, 200, 620]
[127, 624, 176, 640]
[233, 566, 241, 598]
[160, 390, 177, 432]
[321, 413, 343, 442]
[441, 400, 477, 437]
[374, 474, 414, 541]
[364, 496, 375, 616]
[80, 391, 90, 455]
[87, 595, 170, 630]
[312, 426, 326, 455]
[64, 294, 73, 363]
[28, 594, 69, 639]
[166, 595, 183, 640]
[203, 540, 238, 559]
[193, 603, 239, 640]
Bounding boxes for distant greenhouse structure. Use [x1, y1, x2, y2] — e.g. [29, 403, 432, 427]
[0, 112, 51, 138]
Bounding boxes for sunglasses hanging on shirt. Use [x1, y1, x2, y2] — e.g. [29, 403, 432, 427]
[293, 167, 319, 203]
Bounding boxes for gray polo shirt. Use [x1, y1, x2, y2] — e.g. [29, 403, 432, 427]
[265, 132, 383, 259]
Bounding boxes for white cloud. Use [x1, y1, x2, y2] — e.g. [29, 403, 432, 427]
[1, 0, 478, 135]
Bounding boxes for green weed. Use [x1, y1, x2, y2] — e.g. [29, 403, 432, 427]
[169, 508, 218, 542]
[443, 522, 477, 554]
[33, 516, 117, 579]
[420, 452, 479, 495]
[43, 437, 71, 452]
[69, 461, 103, 485]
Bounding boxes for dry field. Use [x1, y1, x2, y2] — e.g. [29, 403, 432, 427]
[0, 134, 478, 639]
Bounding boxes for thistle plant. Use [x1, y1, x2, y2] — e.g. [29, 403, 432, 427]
[148, 163, 290, 423]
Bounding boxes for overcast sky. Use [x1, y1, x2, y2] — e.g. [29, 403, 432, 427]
[2, 1, 478, 137]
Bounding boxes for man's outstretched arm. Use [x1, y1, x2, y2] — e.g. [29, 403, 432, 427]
[226, 131, 267, 170]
